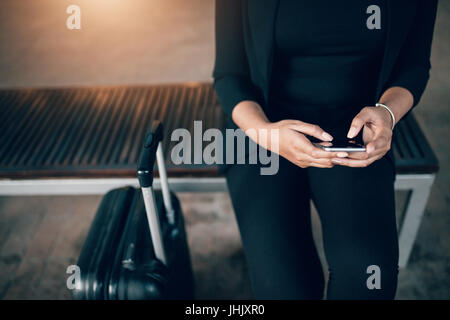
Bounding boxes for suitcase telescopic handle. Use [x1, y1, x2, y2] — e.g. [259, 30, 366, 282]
[137, 121, 174, 265]
[137, 120, 164, 188]
[137, 121, 174, 223]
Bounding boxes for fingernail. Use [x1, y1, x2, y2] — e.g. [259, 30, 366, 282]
[337, 152, 348, 158]
[322, 132, 333, 141]
[331, 158, 343, 164]
[347, 127, 358, 138]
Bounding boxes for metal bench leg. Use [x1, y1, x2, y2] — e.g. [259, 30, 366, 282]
[395, 174, 435, 268]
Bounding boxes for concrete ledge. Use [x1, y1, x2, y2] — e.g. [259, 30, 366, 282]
[0, 177, 228, 195]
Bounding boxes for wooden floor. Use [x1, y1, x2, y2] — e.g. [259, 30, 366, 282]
[0, 195, 100, 299]
[0, 193, 254, 300]
[2, 189, 449, 300]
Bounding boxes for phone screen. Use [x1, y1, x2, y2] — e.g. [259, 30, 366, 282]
[313, 140, 366, 152]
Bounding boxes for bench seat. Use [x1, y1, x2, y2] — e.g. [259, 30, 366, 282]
[0, 83, 439, 179]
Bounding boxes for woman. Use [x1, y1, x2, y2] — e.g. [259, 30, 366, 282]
[213, 0, 437, 299]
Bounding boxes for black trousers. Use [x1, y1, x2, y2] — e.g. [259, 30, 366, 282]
[226, 155, 399, 300]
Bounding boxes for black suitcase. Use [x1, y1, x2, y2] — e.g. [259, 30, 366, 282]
[72, 121, 195, 300]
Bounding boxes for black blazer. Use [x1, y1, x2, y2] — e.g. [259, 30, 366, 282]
[213, 0, 438, 123]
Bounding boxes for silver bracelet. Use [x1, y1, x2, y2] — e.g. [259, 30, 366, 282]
[375, 103, 396, 130]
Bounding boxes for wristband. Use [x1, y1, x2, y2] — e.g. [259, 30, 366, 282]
[375, 103, 396, 130]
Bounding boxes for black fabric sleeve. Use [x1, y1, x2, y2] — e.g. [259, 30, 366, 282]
[385, 0, 438, 107]
[213, 0, 263, 117]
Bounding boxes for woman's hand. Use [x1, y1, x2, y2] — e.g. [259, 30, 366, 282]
[230, 100, 348, 169]
[331, 106, 393, 168]
[263, 120, 348, 169]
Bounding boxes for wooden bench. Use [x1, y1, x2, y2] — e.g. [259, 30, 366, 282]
[0, 83, 439, 267]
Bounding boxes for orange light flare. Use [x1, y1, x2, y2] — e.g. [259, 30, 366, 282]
[71, 0, 180, 44]
[77, 0, 173, 24]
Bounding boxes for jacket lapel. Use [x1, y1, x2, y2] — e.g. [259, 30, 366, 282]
[375, 0, 417, 100]
[246, 0, 279, 101]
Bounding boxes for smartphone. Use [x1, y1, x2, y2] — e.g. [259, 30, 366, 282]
[313, 139, 366, 152]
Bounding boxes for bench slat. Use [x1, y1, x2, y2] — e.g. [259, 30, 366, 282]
[393, 113, 439, 174]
